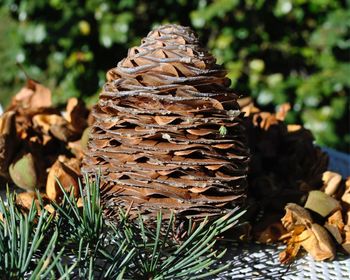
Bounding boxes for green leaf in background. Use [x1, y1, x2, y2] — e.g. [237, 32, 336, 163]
[0, 0, 349, 152]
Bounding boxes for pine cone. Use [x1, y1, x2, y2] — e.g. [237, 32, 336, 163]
[82, 25, 249, 222]
[239, 99, 328, 212]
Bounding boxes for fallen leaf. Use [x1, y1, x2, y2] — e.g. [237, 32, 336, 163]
[341, 177, 350, 206]
[275, 103, 290, 121]
[321, 171, 342, 196]
[0, 111, 17, 177]
[325, 210, 344, 244]
[279, 224, 306, 264]
[256, 222, 287, 244]
[281, 203, 313, 232]
[304, 190, 341, 217]
[46, 156, 81, 201]
[33, 114, 77, 142]
[342, 231, 350, 254]
[16, 192, 39, 211]
[13, 79, 51, 109]
[299, 223, 335, 261]
[9, 152, 38, 191]
[65, 98, 89, 133]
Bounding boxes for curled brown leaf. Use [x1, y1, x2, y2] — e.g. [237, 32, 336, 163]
[281, 203, 313, 232]
[46, 156, 81, 201]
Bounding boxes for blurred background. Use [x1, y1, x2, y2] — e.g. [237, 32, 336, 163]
[0, 0, 349, 152]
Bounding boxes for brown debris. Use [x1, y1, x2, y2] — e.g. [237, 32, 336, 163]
[304, 190, 341, 217]
[341, 177, 350, 206]
[321, 171, 342, 196]
[342, 230, 350, 254]
[0, 111, 18, 178]
[299, 223, 335, 261]
[279, 224, 305, 264]
[11, 79, 52, 110]
[281, 203, 313, 232]
[278, 174, 350, 262]
[15, 191, 54, 213]
[325, 210, 344, 244]
[65, 97, 90, 134]
[255, 222, 287, 244]
[83, 24, 249, 222]
[0, 75, 90, 204]
[280, 203, 336, 262]
[9, 152, 38, 191]
[46, 156, 80, 201]
[241, 98, 328, 218]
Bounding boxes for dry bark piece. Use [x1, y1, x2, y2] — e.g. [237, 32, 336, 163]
[46, 156, 80, 201]
[83, 24, 249, 222]
[321, 171, 342, 196]
[9, 152, 38, 191]
[304, 190, 341, 217]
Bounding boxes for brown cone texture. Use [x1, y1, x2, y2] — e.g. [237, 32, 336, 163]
[82, 24, 249, 221]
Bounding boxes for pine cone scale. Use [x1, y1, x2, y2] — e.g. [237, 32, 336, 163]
[83, 25, 249, 222]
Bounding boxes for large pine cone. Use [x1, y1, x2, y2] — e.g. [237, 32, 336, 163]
[82, 25, 249, 222]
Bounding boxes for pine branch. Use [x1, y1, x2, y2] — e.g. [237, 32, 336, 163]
[0, 188, 61, 279]
[0, 176, 246, 279]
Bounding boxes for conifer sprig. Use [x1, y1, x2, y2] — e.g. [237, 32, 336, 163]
[0, 176, 245, 279]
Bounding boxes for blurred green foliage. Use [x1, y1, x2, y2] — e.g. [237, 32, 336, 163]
[0, 0, 349, 151]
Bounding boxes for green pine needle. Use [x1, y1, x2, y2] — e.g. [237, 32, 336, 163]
[0, 175, 246, 279]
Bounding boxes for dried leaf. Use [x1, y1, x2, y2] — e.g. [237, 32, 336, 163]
[15, 191, 43, 211]
[287, 124, 302, 132]
[341, 177, 350, 205]
[256, 222, 287, 244]
[279, 225, 306, 264]
[281, 203, 313, 232]
[342, 231, 350, 254]
[65, 98, 89, 133]
[9, 152, 38, 191]
[46, 156, 80, 201]
[33, 114, 77, 142]
[275, 103, 290, 121]
[299, 223, 335, 261]
[33, 114, 64, 134]
[321, 171, 342, 196]
[0, 111, 17, 177]
[324, 210, 344, 244]
[16, 191, 53, 214]
[304, 190, 341, 217]
[13, 79, 51, 109]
